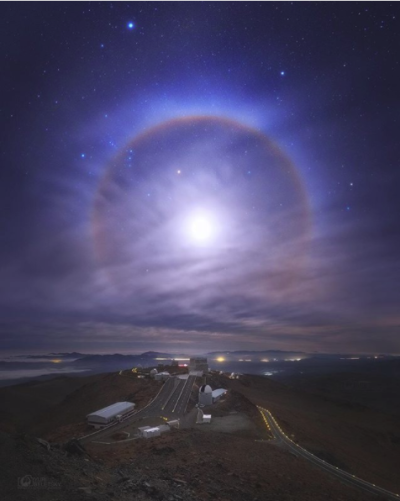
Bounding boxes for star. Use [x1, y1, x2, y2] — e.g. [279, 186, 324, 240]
[280, 71, 285, 76]
[127, 22, 135, 30]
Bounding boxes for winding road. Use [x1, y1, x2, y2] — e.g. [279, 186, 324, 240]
[258, 406, 399, 500]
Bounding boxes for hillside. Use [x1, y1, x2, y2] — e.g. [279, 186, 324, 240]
[279, 360, 400, 417]
[224, 374, 400, 494]
[1, 369, 399, 500]
[0, 374, 103, 434]
[0, 372, 161, 440]
[1, 414, 378, 501]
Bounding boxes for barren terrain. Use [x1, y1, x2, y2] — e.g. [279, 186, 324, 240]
[1, 365, 399, 500]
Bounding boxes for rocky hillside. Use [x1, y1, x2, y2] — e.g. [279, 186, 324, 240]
[0, 372, 161, 441]
[1, 425, 381, 501]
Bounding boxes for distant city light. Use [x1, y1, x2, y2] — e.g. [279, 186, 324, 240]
[216, 356, 225, 362]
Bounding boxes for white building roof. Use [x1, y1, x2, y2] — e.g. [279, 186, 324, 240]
[199, 384, 212, 394]
[189, 370, 204, 376]
[212, 388, 227, 399]
[87, 401, 134, 420]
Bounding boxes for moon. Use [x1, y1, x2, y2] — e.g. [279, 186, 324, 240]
[93, 116, 311, 298]
[189, 214, 214, 243]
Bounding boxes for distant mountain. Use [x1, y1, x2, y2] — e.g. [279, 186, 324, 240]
[71, 352, 182, 367]
[138, 351, 175, 358]
[207, 350, 305, 355]
[206, 350, 306, 358]
[72, 354, 138, 365]
[72, 352, 188, 364]
[14, 352, 89, 360]
[50, 352, 90, 358]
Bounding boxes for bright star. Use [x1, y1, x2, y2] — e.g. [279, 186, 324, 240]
[127, 22, 135, 30]
[177, 170, 181, 174]
[280, 71, 285, 76]
[81, 153, 85, 158]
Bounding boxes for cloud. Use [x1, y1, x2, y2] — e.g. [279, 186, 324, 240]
[0, 118, 399, 355]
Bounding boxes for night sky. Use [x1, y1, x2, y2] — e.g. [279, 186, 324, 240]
[1, 2, 399, 355]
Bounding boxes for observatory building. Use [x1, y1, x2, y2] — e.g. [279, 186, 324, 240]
[198, 384, 213, 406]
[86, 401, 135, 428]
[189, 357, 209, 375]
[212, 388, 227, 403]
[154, 371, 170, 381]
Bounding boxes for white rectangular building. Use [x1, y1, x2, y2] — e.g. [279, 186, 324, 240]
[143, 427, 161, 439]
[154, 371, 170, 381]
[86, 401, 135, 428]
[158, 424, 171, 434]
[137, 426, 151, 437]
[212, 388, 227, 403]
[167, 420, 180, 429]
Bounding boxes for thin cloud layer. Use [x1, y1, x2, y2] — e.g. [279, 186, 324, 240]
[1, 3, 399, 355]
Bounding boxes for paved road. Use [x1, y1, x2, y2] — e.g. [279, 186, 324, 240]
[80, 376, 196, 444]
[258, 406, 400, 500]
[168, 375, 196, 416]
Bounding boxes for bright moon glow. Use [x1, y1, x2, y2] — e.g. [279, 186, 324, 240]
[189, 215, 214, 242]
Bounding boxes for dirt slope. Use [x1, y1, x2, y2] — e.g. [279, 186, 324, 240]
[225, 374, 400, 493]
[0, 374, 103, 433]
[0, 372, 161, 441]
